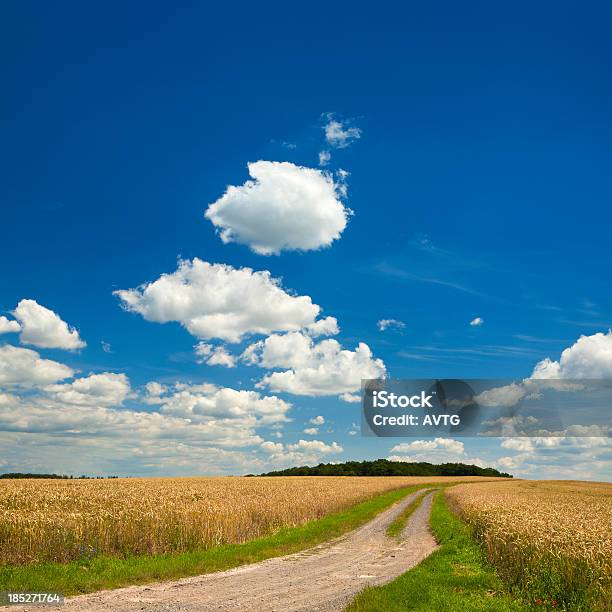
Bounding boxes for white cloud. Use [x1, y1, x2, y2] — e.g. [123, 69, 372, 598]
[497, 434, 611, 479]
[310, 415, 325, 425]
[473, 331, 612, 410]
[204, 161, 351, 255]
[339, 392, 360, 403]
[318, 150, 331, 166]
[206, 346, 236, 368]
[469, 317, 484, 327]
[0, 392, 263, 449]
[13, 299, 86, 350]
[255, 438, 343, 469]
[194, 342, 212, 360]
[115, 259, 326, 343]
[480, 330, 612, 411]
[388, 453, 488, 467]
[145, 381, 167, 398]
[155, 383, 292, 427]
[500, 438, 538, 452]
[531, 330, 612, 379]
[496, 456, 521, 470]
[387, 437, 489, 466]
[0, 316, 20, 335]
[377, 319, 406, 332]
[101, 341, 112, 353]
[530, 357, 561, 379]
[323, 114, 362, 149]
[246, 331, 386, 396]
[195, 343, 236, 368]
[44, 373, 131, 407]
[476, 382, 526, 407]
[335, 169, 349, 197]
[0, 344, 74, 386]
[0, 379, 302, 473]
[260, 440, 283, 453]
[305, 316, 339, 337]
[245, 332, 312, 369]
[390, 438, 465, 455]
[501, 434, 609, 453]
[303, 427, 318, 435]
[287, 439, 343, 454]
[0, 427, 266, 476]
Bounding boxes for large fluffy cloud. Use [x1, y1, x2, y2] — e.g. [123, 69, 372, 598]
[474, 331, 612, 410]
[259, 438, 343, 468]
[44, 373, 131, 407]
[0, 380, 298, 473]
[388, 437, 488, 467]
[204, 161, 351, 255]
[0, 344, 74, 386]
[245, 331, 386, 396]
[0, 392, 262, 448]
[114, 259, 331, 343]
[531, 330, 612, 379]
[13, 299, 86, 350]
[150, 382, 292, 426]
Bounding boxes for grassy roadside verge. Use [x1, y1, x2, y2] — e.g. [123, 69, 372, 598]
[346, 491, 526, 611]
[386, 490, 429, 538]
[0, 484, 428, 597]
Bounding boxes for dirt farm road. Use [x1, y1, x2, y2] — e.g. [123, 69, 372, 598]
[15, 490, 439, 612]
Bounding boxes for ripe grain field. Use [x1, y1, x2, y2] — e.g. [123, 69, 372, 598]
[0, 476, 488, 566]
[446, 480, 612, 610]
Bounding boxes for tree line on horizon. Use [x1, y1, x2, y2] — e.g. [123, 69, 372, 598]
[253, 459, 512, 478]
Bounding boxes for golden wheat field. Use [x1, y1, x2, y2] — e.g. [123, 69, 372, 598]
[0, 475, 489, 565]
[446, 480, 612, 606]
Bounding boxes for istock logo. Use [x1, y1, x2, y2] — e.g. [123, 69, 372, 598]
[362, 378, 612, 438]
[372, 390, 434, 409]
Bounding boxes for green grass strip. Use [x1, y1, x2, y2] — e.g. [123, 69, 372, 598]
[385, 490, 429, 538]
[0, 484, 432, 597]
[346, 491, 527, 611]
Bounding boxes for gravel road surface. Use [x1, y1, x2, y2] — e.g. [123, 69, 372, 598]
[10, 489, 438, 612]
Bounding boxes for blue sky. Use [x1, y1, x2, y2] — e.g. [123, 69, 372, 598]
[1, 1, 611, 479]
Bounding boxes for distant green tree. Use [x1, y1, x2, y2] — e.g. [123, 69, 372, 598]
[256, 459, 512, 478]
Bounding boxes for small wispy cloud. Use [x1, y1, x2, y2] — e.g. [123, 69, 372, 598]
[558, 318, 612, 328]
[377, 318, 406, 332]
[323, 113, 362, 149]
[470, 317, 484, 327]
[371, 262, 496, 301]
[398, 344, 540, 363]
[513, 334, 564, 344]
[410, 233, 440, 252]
[339, 392, 360, 403]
